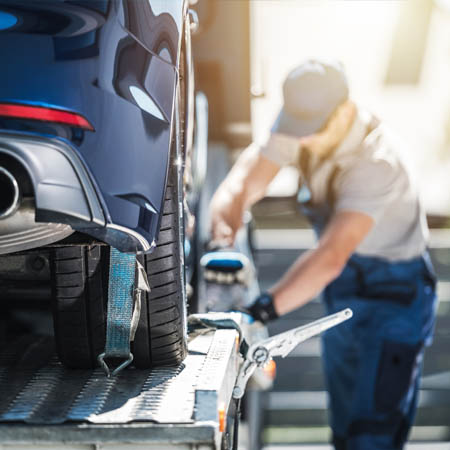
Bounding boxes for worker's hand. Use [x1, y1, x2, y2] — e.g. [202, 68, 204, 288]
[243, 292, 279, 324]
[209, 188, 245, 247]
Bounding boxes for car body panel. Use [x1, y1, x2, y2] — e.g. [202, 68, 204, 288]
[0, 0, 187, 253]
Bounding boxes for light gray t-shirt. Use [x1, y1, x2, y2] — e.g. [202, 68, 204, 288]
[260, 110, 428, 262]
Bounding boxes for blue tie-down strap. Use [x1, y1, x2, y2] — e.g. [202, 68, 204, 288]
[98, 248, 142, 377]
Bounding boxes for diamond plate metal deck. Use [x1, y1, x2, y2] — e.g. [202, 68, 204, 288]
[0, 328, 241, 447]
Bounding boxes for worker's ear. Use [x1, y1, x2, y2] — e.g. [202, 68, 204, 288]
[341, 100, 356, 120]
[315, 100, 356, 152]
[331, 100, 356, 132]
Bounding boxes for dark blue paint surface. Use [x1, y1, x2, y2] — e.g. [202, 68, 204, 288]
[0, 0, 185, 250]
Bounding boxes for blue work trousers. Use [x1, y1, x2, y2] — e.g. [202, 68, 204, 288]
[321, 253, 437, 450]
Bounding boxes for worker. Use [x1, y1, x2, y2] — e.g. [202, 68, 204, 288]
[209, 59, 438, 450]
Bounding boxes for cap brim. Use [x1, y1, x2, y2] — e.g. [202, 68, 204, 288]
[271, 108, 328, 138]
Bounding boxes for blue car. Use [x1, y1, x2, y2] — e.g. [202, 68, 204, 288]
[0, 0, 202, 369]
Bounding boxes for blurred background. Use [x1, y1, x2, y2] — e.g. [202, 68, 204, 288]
[193, 1, 450, 448]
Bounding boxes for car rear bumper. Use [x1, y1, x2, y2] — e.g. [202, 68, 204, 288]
[0, 132, 155, 254]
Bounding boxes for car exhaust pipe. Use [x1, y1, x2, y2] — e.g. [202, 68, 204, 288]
[0, 167, 20, 219]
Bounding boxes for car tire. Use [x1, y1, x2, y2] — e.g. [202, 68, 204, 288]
[132, 159, 188, 368]
[51, 244, 108, 369]
[51, 159, 188, 370]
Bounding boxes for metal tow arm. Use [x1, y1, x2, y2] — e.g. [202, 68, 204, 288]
[232, 308, 353, 399]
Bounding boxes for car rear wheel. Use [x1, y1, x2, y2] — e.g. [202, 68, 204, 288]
[51, 244, 108, 368]
[133, 158, 188, 368]
[51, 159, 188, 369]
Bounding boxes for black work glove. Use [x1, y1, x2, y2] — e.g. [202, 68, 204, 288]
[245, 292, 279, 324]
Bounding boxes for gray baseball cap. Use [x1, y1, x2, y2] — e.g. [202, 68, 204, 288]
[272, 59, 349, 138]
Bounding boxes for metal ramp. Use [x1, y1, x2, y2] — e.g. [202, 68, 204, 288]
[0, 328, 240, 448]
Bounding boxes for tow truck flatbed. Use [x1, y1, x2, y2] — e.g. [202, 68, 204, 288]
[0, 327, 240, 449]
[0, 298, 352, 450]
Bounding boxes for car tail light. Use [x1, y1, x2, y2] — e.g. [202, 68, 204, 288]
[0, 103, 94, 131]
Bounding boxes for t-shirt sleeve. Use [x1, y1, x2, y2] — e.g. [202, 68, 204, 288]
[259, 133, 301, 167]
[334, 158, 400, 222]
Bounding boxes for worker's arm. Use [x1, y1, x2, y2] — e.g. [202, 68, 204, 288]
[210, 144, 281, 246]
[270, 210, 374, 315]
